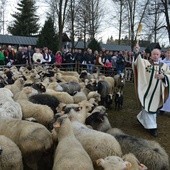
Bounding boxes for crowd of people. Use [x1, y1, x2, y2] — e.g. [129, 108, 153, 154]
[0, 45, 138, 76]
[0, 44, 168, 75]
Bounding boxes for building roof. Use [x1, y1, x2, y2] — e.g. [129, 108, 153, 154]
[74, 40, 146, 52]
[0, 34, 38, 46]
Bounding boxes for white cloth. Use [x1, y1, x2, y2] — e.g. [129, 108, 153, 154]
[160, 58, 170, 112]
[137, 109, 157, 129]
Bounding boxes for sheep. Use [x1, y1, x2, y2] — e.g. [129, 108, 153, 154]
[0, 87, 14, 102]
[99, 75, 115, 95]
[55, 72, 79, 83]
[97, 80, 113, 108]
[5, 77, 25, 97]
[87, 91, 101, 104]
[4, 70, 15, 84]
[0, 88, 22, 119]
[122, 153, 148, 170]
[0, 75, 8, 87]
[52, 115, 94, 170]
[62, 100, 94, 124]
[17, 87, 54, 127]
[60, 81, 81, 95]
[79, 70, 95, 81]
[0, 119, 53, 170]
[0, 100, 22, 120]
[114, 91, 123, 110]
[96, 153, 148, 170]
[0, 135, 23, 170]
[56, 68, 80, 78]
[88, 97, 99, 108]
[73, 91, 87, 104]
[46, 89, 74, 104]
[114, 73, 125, 92]
[96, 155, 131, 170]
[85, 111, 170, 170]
[46, 82, 63, 92]
[28, 93, 60, 114]
[69, 118, 122, 163]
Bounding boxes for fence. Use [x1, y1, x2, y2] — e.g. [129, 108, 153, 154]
[0, 62, 134, 82]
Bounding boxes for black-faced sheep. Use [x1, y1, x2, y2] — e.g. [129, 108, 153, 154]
[52, 115, 94, 170]
[85, 111, 170, 170]
[0, 135, 23, 170]
[28, 93, 60, 114]
[24, 82, 46, 93]
[114, 91, 123, 110]
[0, 119, 53, 170]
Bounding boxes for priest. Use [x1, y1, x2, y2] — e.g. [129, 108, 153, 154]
[133, 44, 170, 137]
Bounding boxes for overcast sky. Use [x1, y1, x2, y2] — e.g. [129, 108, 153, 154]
[2, 0, 169, 46]
[1, 0, 118, 43]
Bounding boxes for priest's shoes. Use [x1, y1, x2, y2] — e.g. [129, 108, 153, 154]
[148, 129, 158, 137]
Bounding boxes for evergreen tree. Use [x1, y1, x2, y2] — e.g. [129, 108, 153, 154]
[88, 38, 101, 52]
[8, 0, 39, 36]
[37, 17, 58, 53]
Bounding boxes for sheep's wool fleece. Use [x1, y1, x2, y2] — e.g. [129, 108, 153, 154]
[133, 54, 170, 113]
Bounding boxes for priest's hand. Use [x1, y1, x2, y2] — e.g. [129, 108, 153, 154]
[155, 73, 165, 80]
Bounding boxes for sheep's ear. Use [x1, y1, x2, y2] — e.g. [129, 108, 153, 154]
[96, 159, 104, 166]
[126, 161, 132, 169]
[53, 121, 61, 128]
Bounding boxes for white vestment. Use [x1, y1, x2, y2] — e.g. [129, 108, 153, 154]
[133, 55, 170, 129]
[160, 58, 170, 112]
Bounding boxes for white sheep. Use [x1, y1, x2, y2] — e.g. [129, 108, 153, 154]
[0, 100, 22, 120]
[0, 135, 23, 170]
[0, 87, 14, 102]
[87, 91, 101, 103]
[56, 68, 80, 78]
[70, 119, 122, 163]
[73, 91, 87, 104]
[63, 100, 94, 124]
[47, 82, 63, 92]
[17, 87, 54, 127]
[0, 88, 22, 119]
[96, 153, 148, 170]
[5, 77, 25, 97]
[96, 155, 130, 170]
[55, 72, 79, 83]
[0, 119, 53, 170]
[52, 115, 94, 170]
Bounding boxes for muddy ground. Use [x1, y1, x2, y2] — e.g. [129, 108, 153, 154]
[108, 81, 170, 164]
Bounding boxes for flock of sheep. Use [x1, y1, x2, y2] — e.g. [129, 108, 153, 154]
[0, 64, 169, 170]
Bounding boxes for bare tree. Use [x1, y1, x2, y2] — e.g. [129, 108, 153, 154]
[0, 0, 7, 34]
[160, 0, 170, 44]
[111, 0, 126, 45]
[73, 0, 102, 48]
[144, 0, 165, 43]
